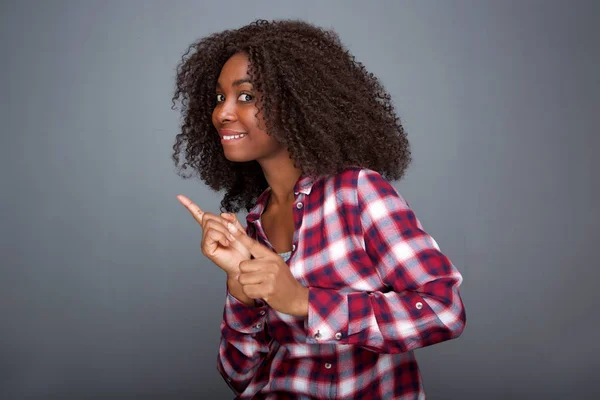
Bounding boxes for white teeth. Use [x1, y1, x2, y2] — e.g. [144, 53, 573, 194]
[223, 134, 246, 140]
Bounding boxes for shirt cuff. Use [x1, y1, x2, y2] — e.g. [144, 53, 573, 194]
[305, 287, 349, 343]
[223, 292, 268, 334]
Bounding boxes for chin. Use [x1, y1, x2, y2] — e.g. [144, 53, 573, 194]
[223, 151, 255, 163]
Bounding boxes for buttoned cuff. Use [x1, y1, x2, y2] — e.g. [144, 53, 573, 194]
[305, 287, 349, 343]
[223, 292, 268, 334]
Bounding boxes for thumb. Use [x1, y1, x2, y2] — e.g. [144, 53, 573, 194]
[221, 213, 244, 231]
[220, 213, 251, 257]
[227, 222, 271, 258]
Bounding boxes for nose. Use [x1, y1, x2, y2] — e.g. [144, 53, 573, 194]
[215, 98, 237, 125]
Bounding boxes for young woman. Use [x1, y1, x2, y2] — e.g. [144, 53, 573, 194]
[174, 19, 465, 399]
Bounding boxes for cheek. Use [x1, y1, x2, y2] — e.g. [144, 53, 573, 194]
[259, 133, 284, 153]
[240, 107, 278, 146]
[239, 108, 260, 129]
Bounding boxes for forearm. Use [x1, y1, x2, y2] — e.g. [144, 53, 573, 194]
[305, 274, 465, 353]
[218, 321, 269, 394]
[227, 276, 254, 306]
[218, 287, 272, 393]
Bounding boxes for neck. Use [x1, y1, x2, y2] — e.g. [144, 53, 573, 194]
[258, 152, 302, 206]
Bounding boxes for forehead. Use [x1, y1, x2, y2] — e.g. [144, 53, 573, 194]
[218, 53, 250, 83]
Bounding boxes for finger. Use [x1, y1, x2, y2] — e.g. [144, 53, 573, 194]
[203, 218, 235, 241]
[205, 228, 231, 248]
[237, 271, 268, 286]
[238, 259, 263, 273]
[202, 226, 231, 252]
[204, 218, 253, 258]
[221, 213, 245, 231]
[227, 222, 272, 258]
[220, 214, 250, 254]
[177, 195, 205, 225]
[202, 212, 238, 230]
[242, 284, 266, 300]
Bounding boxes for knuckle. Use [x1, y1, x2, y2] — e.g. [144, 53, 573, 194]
[201, 213, 215, 224]
[204, 220, 219, 229]
[243, 286, 254, 298]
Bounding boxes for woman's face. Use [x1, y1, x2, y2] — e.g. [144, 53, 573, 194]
[212, 53, 285, 163]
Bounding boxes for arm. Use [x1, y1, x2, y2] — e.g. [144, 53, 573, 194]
[217, 284, 270, 394]
[305, 169, 466, 353]
[176, 196, 272, 392]
[216, 228, 271, 394]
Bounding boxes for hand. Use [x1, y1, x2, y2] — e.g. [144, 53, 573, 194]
[176, 195, 250, 278]
[227, 222, 309, 317]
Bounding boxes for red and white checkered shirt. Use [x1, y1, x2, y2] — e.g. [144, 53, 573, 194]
[217, 168, 466, 399]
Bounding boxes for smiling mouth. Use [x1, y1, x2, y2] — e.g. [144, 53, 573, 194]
[221, 133, 247, 141]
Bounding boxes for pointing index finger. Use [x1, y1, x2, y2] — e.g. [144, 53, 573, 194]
[177, 195, 205, 225]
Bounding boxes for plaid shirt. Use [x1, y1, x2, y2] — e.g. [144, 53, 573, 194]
[217, 168, 466, 399]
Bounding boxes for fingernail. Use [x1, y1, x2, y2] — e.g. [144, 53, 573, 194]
[227, 223, 238, 233]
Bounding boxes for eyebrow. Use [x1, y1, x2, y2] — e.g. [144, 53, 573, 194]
[215, 78, 253, 89]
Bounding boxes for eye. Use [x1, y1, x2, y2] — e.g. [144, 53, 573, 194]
[238, 93, 253, 102]
[216, 94, 225, 103]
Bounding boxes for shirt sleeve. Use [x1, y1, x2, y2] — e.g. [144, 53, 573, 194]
[216, 224, 271, 394]
[305, 169, 466, 354]
[217, 291, 270, 394]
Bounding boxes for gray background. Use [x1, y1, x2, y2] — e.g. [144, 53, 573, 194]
[1, 0, 598, 399]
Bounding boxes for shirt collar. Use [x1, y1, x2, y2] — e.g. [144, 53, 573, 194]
[246, 174, 316, 224]
[293, 174, 316, 195]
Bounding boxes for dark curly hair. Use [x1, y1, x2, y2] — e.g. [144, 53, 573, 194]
[172, 19, 411, 212]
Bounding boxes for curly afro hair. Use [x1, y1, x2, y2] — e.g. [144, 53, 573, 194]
[172, 19, 411, 212]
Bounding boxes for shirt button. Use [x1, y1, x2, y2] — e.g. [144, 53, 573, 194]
[335, 332, 342, 340]
[254, 323, 261, 329]
[259, 310, 266, 316]
[324, 363, 332, 369]
[415, 302, 423, 310]
[296, 202, 303, 209]
[314, 331, 321, 340]
[292, 244, 296, 251]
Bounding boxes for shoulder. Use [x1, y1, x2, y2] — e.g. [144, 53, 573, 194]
[321, 167, 403, 196]
[314, 167, 408, 209]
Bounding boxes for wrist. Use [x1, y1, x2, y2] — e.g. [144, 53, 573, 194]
[293, 286, 309, 317]
[227, 276, 253, 306]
